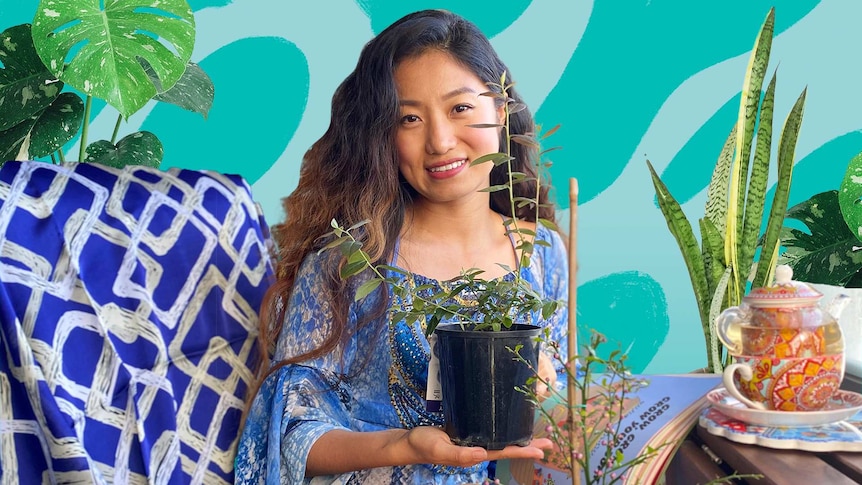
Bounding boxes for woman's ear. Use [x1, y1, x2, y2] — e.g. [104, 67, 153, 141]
[497, 103, 506, 125]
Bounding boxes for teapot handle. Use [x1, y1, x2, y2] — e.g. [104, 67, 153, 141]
[715, 306, 747, 355]
[826, 293, 852, 321]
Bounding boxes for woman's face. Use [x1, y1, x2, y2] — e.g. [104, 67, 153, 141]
[393, 50, 504, 206]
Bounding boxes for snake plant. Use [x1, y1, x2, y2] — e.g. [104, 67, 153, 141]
[647, 7, 807, 373]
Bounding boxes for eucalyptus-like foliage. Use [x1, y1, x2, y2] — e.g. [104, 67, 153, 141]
[0, 0, 213, 169]
[780, 150, 862, 287]
[647, 7, 807, 372]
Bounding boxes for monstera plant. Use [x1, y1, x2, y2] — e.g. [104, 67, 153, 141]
[779, 150, 862, 286]
[646, 7, 807, 373]
[0, 0, 213, 168]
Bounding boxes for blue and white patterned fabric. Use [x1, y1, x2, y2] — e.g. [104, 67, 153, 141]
[235, 224, 569, 485]
[0, 161, 274, 484]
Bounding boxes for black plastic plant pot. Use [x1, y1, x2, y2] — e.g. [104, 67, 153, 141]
[434, 322, 541, 450]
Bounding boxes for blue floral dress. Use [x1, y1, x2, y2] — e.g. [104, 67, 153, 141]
[235, 225, 569, 484]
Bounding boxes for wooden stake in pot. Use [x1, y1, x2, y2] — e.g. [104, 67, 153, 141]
[568, 178, 581, 485]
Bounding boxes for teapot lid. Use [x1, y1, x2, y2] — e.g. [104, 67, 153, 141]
[743, 265, 822, 308]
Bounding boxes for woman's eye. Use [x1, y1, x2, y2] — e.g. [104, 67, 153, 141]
[401, 114, 420, 124]
[453, 104, 473, 114]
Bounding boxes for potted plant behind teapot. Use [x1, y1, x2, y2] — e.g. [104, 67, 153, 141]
[322, 73, 564, 450]
[716, 264, 849, 413]
[647, 7, 807, 373]
[779, 148, 862, 377]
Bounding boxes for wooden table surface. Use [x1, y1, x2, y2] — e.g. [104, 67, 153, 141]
[665, 374, 862, 485]
[665, 376, 862, 484]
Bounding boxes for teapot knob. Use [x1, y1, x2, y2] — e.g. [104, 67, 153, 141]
[775, 264, 793, 285]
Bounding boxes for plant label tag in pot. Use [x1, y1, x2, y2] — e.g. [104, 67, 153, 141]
[425, 334, 442, 412]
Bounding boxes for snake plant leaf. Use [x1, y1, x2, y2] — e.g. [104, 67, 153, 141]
[727, 7, 774, 293]
[0, 24, 63, 131]
[780, 190, 862, 286]
[700, 217, 728, 371]
[838, 150, 862, 242]
[753, 87, 807, 289]
[707, 266, 733, 369]
[31, 0, 196, 119]
[83, 130, 163, 168]
[148, 61, 214, 118]
[704, 124, 736, 236]
[700, 217, 726, 299]
[737, 73, 776, 283]
[27, 91, 84, 157]
[647, 160, 709, 324]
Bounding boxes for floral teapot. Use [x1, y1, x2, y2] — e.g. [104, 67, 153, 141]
[715, 264, 849, 359]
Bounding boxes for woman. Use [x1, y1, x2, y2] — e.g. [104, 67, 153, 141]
[237, 9, 569, 484]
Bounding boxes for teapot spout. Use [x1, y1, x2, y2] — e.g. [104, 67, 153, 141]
[826, 293, 852, 321]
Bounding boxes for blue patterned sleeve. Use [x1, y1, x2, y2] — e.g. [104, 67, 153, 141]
[237, 252, 366, 485]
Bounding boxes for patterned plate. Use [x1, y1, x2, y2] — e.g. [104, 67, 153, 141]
[706, 388, 862, 427]
[700, 405, 862, 452]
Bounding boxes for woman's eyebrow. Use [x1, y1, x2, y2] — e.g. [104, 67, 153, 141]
[398, 86, 478, 107]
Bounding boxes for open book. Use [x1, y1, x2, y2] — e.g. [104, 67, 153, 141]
[497, 373, 722, 484]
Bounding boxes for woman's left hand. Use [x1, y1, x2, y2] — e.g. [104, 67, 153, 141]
[485, 438, 553, 462]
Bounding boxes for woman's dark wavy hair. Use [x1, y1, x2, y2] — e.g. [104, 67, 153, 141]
[244, 9, 557, 414]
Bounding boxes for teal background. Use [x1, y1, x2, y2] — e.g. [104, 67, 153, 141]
[5, 0, 861, 373]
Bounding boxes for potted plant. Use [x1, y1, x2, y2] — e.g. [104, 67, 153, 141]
[322, 73, 563, 450]
[0, 0, 213, 168]
[779, 148, 862, 376]
[646, 7, 807, 373]
[779, 149, 862, 286]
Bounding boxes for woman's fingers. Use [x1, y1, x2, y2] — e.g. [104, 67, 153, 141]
[486, 438, 553, 462]
[407, 427, 552, 467]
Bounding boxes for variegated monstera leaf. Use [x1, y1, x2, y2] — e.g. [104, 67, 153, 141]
[780, 151, 862, 287]
[31, 0, 196, 118]
[0, 23, 83, 163]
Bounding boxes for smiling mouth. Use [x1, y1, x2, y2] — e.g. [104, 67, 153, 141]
[428, 159, 467, 173]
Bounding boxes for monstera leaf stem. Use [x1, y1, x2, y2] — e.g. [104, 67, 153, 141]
[79, 95, 93, 162]
[111, 115, 123, 144]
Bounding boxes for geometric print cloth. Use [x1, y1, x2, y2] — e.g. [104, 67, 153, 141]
[0, 161, 274, 484]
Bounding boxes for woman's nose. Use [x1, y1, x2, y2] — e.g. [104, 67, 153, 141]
[425, 118, 456, 155]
